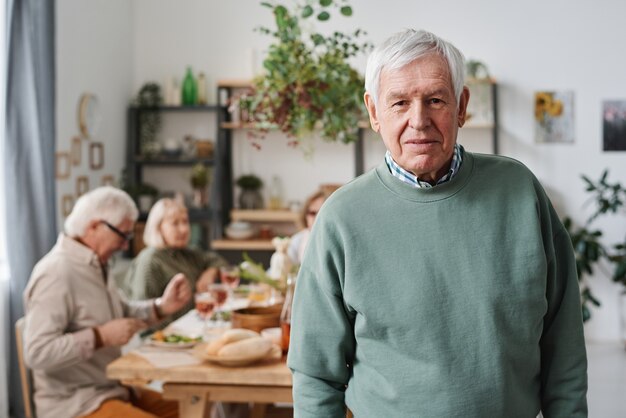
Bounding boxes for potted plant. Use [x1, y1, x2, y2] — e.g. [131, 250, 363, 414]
[121, 181, 159, 213]
[134, 83, 163, 157]
[563, 170, 626, 331]
[249, 0, 371, 146]
[236, 174, 264, 209]
[190, 163, 210, 208]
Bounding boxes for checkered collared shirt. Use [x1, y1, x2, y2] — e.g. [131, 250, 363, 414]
[384, 143, 463, 188]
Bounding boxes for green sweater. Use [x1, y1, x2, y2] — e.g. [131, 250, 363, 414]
[287, 152, 587, 418]
[123, 247, 226, 329]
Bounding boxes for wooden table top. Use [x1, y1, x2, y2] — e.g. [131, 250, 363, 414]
[106, 352, 293, 387]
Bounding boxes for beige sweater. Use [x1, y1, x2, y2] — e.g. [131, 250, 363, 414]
[23, 234, 158, 418]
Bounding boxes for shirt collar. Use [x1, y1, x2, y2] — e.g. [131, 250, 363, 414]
[385, 143, 464, 189]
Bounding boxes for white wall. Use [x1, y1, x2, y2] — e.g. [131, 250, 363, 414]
[56, 0, 133, 229]
[56, 0, 625, 341]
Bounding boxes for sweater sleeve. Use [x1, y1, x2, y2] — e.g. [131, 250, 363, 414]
[126, 250, 170, 300]
[287, 219, 355, 417]
[540, 226, 588, 417]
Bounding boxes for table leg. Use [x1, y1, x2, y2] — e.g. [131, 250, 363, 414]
[250, 403, 268, 418]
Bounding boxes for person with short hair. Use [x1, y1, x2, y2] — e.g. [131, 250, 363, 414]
[123, 198, 227, 329]
[288, 29, 587, 417]
[23, 186, 191, 418]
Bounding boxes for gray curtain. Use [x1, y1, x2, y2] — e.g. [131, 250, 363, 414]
[4, 0, 56, 417]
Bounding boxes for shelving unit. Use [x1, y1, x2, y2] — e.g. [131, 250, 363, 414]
[212, 209, 304, 251]
[126, 105, 221, 253]
[211, 80, 369, 255]
[462, 78, 499, 154]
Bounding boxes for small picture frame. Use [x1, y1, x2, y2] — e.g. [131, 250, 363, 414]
[61, 195, 74, 217]
[101, 175, 115, 186]
[89, 142, 104, 170]
[76, 176, 89, 197]
[55, 152, 71, 179]
[71, 136, 82, 166]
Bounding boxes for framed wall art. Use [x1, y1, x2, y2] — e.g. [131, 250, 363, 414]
[76, 176, 89, 197]
[602, 100, 626, 151]
[61, 195, 74, 217]
[89, 142, 104, 169]
[55, 152, 71, 179]
[71, 136, 82, 166]
[101, 175, 115, 186]
[534, 90, 575, 143]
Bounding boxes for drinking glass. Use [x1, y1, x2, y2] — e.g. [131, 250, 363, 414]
[194, 292, 216, 336]
[220, 265, 241, 290]
[209, 283, 230, 326]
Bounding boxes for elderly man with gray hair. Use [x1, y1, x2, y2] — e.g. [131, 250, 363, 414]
[23, 186, 191, 418]
[288, 29, 587, 417]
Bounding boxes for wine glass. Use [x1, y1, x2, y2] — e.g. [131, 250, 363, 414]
[208, 283, 230, 326]
[220, 265, 241, 297]
[194, 292, 216, 336]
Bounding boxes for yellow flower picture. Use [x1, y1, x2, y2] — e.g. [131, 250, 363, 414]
[534, 90, 574, 143]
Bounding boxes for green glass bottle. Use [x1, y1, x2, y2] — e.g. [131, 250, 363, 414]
[181, 67, 197, 105]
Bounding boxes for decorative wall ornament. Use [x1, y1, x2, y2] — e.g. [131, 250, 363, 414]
[76, 176, 89, 197]
[55, 152, 71, 179]
[602, 100, 626, 151]
[89, 142, 104, 169]
[101, 175, 115, 186]
[534, 90, 575, 143]
[61, 195, 74, 217]
[71, 136, 82, 166]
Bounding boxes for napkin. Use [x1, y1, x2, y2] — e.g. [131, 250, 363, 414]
[133, 346, 202, 368]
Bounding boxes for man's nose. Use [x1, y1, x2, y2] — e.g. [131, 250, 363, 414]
[408, 103, 431, 130]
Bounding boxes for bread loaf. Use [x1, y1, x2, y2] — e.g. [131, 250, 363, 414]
[217, 336, 272, 358]
[206, 328, 259, 355]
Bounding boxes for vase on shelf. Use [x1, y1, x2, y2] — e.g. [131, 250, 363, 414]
[192, 188, 208, 208]
[181, 66, 197, 105]
[239, 188, 263, 209]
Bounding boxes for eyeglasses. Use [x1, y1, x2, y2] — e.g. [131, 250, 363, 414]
[101, 221, 134, 241]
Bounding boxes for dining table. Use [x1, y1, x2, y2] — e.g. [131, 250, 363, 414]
[106, 302, 293, 418]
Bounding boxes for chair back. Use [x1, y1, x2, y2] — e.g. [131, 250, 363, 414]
[15, 317, 36, 418]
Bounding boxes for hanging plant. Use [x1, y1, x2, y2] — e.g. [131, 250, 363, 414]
[250, 0, 371, 146]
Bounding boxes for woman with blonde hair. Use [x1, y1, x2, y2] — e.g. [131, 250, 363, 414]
[123, 198, 227, 328]
[288, 185, 338, 265]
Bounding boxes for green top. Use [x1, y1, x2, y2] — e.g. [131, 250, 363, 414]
[123, 246, 227, 329]
[287, 152, 587, 417]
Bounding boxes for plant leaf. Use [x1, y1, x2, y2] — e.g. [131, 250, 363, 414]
[340, 6, 353, 16]
[317, 11, 330, 21]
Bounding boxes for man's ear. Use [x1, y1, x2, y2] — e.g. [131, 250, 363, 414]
[86, 219, 101, 233]
[457, 86, 470, 127]
[364, 92, 380, 133]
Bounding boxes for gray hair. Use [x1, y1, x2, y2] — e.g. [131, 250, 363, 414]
[64, 186, 138, 237]
[365, 29, 466, 106]
[143, 198, 187, 248]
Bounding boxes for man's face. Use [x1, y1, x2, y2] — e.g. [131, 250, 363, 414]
[365, 54, 469, 184]
[95, 218, 134, 262]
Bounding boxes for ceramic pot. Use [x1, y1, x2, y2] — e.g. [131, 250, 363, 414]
[239, 189, 263, 209]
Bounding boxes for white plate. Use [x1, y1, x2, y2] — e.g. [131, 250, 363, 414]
[148, 339, 199, 349]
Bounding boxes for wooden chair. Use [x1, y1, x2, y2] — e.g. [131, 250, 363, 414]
[15, 317, 36, 418]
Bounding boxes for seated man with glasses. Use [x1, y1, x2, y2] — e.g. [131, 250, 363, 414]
[23, 186, 191, 418]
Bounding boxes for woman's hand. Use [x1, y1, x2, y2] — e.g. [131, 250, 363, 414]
[159, 273, 192, 315]
[196, 267, 219, 292]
